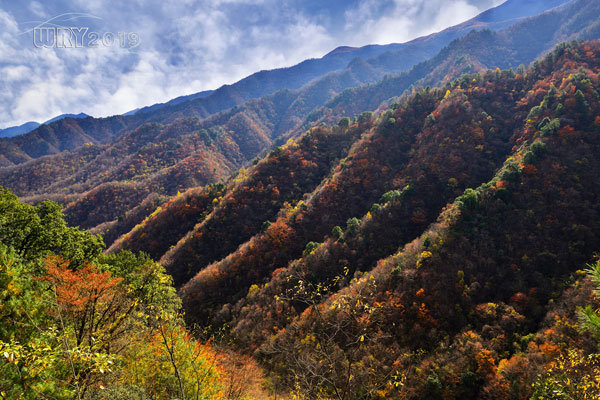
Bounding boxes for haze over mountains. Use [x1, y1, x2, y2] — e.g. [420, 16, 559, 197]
[3, 0, 600, 398]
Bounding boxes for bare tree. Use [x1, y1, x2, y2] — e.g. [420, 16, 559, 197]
[261, 269, 393, 399]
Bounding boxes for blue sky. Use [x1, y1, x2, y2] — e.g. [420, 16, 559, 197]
[0, 0, 502, 128]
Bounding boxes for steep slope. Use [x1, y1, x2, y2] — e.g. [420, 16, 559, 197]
[107, 184, 226, 258]
[227, 69, 529, 347]
[90, 192, 170, 247]
[178, 64, 525, 325]
[235, 41, 600, 398]
[172, 38, 599, 330]
[110, 125, 360, 283]
[168, 1, 600, 322]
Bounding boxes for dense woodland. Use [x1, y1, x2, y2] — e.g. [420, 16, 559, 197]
[3, 0, 600, 398]
[0, 188, 268, 399]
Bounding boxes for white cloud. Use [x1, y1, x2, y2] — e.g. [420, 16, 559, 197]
[343, 0, 499, 46]
[0, 0, 504, 128]
[28, 1, 46, 18]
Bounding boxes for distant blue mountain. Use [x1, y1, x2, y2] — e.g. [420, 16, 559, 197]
[475, 0, 573, 23]
[0, 121, 41, 138]
[43, 113, 89, 125]
[364, 0, 574, 73]
[0, 113, 89, 138]
[130, 90, 215, 116]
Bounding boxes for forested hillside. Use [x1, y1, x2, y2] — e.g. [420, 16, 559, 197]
[174, 41, 600, 398]
[110, 125, 361, 286]
[0, 188, 267, 399]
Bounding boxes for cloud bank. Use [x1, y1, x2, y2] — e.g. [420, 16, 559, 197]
[0, 0, 502, 127]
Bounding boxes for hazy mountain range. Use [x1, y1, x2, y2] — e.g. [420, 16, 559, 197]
[0, 0, 571, 145]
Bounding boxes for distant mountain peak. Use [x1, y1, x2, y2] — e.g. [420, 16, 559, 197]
[475, 0, 573, 23]
[0, 113, 90, 139]
[0, 121, 41, 138]
[43, 113, 90, 125]
[326, 46, 361, 56]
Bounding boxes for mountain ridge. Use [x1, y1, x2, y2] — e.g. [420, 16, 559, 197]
[0, 0, 571, 165]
